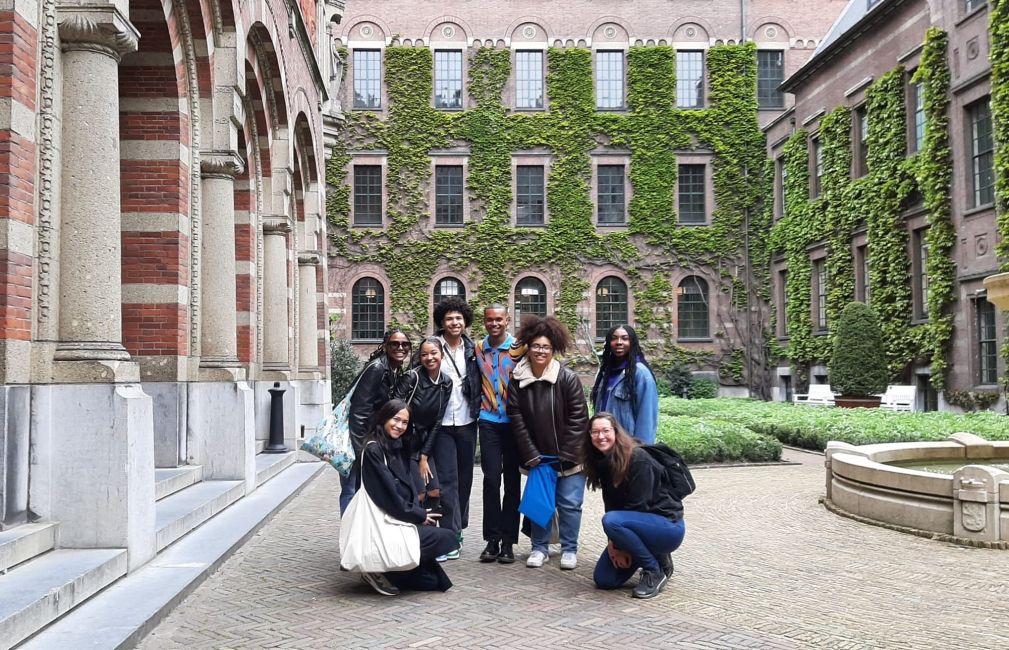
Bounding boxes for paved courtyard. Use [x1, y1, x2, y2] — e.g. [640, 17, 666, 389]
[138, 450, 1009, 649]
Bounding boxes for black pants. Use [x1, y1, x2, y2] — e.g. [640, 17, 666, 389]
[433, 422, 477, 533]
[479, 420, 521, 544]
[386, 525, 457, 592]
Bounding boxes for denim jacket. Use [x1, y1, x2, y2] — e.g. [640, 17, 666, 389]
[601, 361, 658, 444]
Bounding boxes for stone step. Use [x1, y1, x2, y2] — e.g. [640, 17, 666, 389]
[0, 523, 58, 574]
[20, 462, 324, 650]
[155, 480, 245, 552]
[154, 465, 204, 501]
[0, 548, 127, 648]
[255, 451, 296, 487]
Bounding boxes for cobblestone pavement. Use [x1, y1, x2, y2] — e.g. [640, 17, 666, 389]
[139, 451, 1009, 649]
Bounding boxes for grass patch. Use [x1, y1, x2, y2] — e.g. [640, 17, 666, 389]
[657, 415, 783, 464]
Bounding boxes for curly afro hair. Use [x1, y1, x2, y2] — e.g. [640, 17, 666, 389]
[433, 295, 474, 332]
[515, 315, 573, 356]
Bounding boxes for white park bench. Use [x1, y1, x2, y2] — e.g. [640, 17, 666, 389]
[793, 384, 836, 406]
[879, 384, 917, 412]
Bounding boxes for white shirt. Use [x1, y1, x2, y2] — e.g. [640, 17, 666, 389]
[439, 336, 475, 427]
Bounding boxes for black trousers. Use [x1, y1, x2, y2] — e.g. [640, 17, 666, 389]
[386, 525, 457, 592]
[479, 420, 521, 544]
[432, 421, 477, 533]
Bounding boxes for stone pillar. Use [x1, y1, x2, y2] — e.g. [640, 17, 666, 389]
[263, 220, 292, 371]
[953, 465, 1009, 543]
[199, 154, 244, 371]
[297, 252, 321, 370]
[53, 7, 139, 379]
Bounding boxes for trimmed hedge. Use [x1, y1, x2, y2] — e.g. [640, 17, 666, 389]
[660, 397, 1009, 451]
[657, 415, 783, 464]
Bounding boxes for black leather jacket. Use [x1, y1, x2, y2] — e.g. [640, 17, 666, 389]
[394, 368, 452, 458]
[439, 335, 481, 422]
[348, 356, 403, 453]
[506, 364, 588, 469]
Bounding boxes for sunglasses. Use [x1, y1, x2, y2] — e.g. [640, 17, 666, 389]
[386, 341, 412, 349]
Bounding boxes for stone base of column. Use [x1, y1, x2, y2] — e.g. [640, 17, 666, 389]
[254, 380, 298, 452]
[196, 361, 247, 383]
[145, 382, 187, 467]
[54, 341, 131, 361]
[187, 381, 255, 494]
[29, 383, 156, 571]
[1, 385, 30, 528]
[51, 358, 140, 384]
[292, 378, 331, 443]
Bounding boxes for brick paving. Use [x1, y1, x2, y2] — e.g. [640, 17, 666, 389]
[139, 451, 1009, 649]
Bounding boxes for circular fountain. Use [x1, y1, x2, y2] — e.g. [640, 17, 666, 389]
[824, 433, 1009, 546]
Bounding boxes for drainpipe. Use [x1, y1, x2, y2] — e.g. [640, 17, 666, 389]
[740, 0, 747, 42]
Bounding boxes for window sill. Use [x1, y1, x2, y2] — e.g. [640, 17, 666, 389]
[677, 337, 713, 343]
[352, 339, 383, 344]
[514, 223, 546, 228]
[352, 222, 385, 228]
[677, 221, 710, 227]
[352, 107, 383, 113]
[434, 107, 465, 112]
[514, 107, 547, 113]
[596, 222, 628, 229]
[955, 3, 988, 27]
[911, 317, 929, 326]
[433, 223, 466, 229]
[813, 329, 830, 336]
[758, 106, 787, 112]
[595, 107, 628, 113]
[963, 203, 995, 219]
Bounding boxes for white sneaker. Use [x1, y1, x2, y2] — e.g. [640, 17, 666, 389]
[526, 549, 547, 568]
[560, 551, 577, 570]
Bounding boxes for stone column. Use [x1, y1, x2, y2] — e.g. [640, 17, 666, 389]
[53, 7, 139, 378]
[199, 154, 244, 371]
[262, 220, 292, 370]
[297, 252, 321, 370]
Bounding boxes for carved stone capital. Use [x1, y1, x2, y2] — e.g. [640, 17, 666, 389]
[200, 151, 245, 179]
[57, 6, 139, 60]
[263, 218, 293, 236]
[298, 251, 322, 266]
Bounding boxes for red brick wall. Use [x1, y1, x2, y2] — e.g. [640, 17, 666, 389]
[122, 303, 187, 356]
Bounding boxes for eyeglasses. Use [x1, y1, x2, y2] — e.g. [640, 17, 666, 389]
[530, 344, 553, 353]
[590, 428, 614, 437]
[386, 341, 412, 349]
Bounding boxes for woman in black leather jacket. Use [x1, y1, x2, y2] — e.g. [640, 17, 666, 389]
[339, 329, 411, 514]
[394, 337, 453, 513]
[354, 399, 458, 596]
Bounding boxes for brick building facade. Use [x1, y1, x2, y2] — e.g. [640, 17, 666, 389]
[0, 0, 341, 639]
[326, 0, 848, 391]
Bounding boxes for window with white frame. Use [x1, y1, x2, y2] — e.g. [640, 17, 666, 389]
[968, 98, 994, 207]
[678, 276, 709, 339]
[677, 164, 706, 224]
[353, 165, 383, 225]
[813, 258, 828, 330]
[353, 49, 382, 110]
[913, 229, 929, 319]
[434, 50, 463, 109]
[597, 164, 626, 224]
[911, 81, 926, 153]
[757, 50, 785, 109]
[676, 51, 704, 109]
[595, 276, 628, 336]
[977, 297, 997, 384]
[514, 277, 547, 322]
[434, 277, 465, 306]
[435, 165, 464, 225]
[516, 165, 545, 225]
[595, 51, 624, 110]
[515, 51, 544, 109]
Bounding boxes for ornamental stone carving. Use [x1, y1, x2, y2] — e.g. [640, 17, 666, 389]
[200, 152, 245, 179]
[57, 6, 139, 60]
[960, 501, 986, 532]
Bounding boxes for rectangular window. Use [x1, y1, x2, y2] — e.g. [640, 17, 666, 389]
[778, 270, 789, 336]
[811, 138, 823, 197]
[965, 0, 987, 13]
[855, 106, 868, 176]
[353, 165, 383, 225]
[911, 81, 926, 153]
[435, 165, 464, 225]
[777, 157, 788, 218]
[353, 49, 382, 110]
[856, 245, 871, 304]
[595, 51, 625, 110]
[977, 298, 997, 384]
[814, 259, 828, 330]
[597, 164, 626, 224]
[516, 165, 545, 225]
[968, 99, 994, 207]
[434, 50, 463, 109]
[915, 230, 929, 319]
[676, 50, 704, 109]
[757, 50, 785, 109]
[677, 164, 706, 224]
[515, 51, 544, 109]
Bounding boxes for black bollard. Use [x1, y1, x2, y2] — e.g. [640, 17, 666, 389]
[264, 382, 289, 453]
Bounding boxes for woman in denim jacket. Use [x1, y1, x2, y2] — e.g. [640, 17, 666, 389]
[589, 325, 659, 444]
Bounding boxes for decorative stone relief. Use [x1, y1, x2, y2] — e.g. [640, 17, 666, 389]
[975, 234, 989, 258]
[685, 27, 696, 38]
[765, 26, 778, 39]
[960, 501, 986, 532]
[603, 26, 616, 39]
[966, 37, 979, 61]
[37, 0, 58, 331]
[441, 25, 454, 38]
[360, 24, 373, 38]
[250, 30, 281, 131]
[56, 7, 139, 59]
[522, 25, 536, 39]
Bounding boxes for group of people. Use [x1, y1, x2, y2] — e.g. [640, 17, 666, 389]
[339, 296, 685, 599]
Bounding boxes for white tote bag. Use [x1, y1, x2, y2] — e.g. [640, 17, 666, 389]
[339, 443, 421, 573]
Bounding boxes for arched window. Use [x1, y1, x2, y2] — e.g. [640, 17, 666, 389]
[514, 277, 547, 323]
[678, 276, 709, 338]
[351, 278, 385, 340]
[595, 276, 628, 337]
[433, 277, 466, 307]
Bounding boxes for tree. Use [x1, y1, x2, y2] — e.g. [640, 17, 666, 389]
[830, 302, 888, 397]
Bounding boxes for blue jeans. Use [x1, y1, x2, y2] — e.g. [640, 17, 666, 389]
[593, 510, 685, 589]
[339, 466, 357, 515]
[531, 472, 586, 554]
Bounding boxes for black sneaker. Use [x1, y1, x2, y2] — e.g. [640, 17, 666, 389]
[632, 568, 669, 599]
[480, 540, 500, 563]
[362, 572, 399, 596]
[497, 542, 515, 564]
[658, 552, 674, 579]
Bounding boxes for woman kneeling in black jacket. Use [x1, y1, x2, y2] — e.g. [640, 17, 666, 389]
[583, 412, 685, 599]
[355, 399, 458, 596]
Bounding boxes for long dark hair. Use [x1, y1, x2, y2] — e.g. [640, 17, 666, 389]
[590, 324, 654, 414]
[365, 399, 411, 451]
[582, 412, 638, 489]
[367, 328, 409, 364]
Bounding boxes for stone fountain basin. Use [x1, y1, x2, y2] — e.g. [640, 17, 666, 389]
[824, 433, 1009, 544]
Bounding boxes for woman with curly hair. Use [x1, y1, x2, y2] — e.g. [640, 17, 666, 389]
[506, 315, 588, 570]
[582, 412, 684, 599]
[590, 325, 659, 444]
[341, 328, 412, 514]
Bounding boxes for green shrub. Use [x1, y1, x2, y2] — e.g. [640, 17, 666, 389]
[830, 302, 889, 396]
[655, 377, 674, 397]
[687, 378, 719, 399]
[657, 416, 783, 464]
[663, 364, 694, 398]
[330, 338, 363, 404]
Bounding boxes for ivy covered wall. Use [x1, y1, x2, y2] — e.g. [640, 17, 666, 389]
[326, 44, 767, 382]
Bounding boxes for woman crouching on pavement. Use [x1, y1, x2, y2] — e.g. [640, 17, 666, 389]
[355, 399, 458, 596]
[582, 412, 684, 599]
